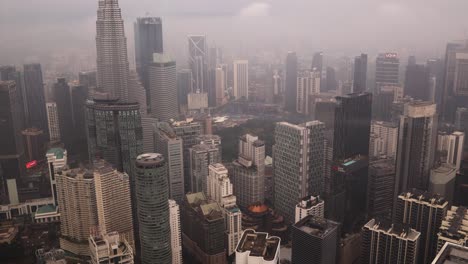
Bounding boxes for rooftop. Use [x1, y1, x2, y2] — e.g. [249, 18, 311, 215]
[236, 229, 280, 261]
[297, 195, 323, 209]
[294, 215, 339, 238]
[364, 218, 420, 241]
[432, 242, 468, 264]
[136, 153, 165, 167]
[399, 189, 448, 207]
[186, 192, 224, 221]
[46, 147, 66, 159]
[36, 204, 57, 215]
[438, 206, 468, 243]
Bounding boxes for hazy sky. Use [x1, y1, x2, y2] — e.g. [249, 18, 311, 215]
[1, 0, 468, 66]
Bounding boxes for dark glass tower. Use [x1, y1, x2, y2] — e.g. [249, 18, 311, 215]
[312, 52, 323, 73]
[71, 84, 89, 159]
[404, 64, 430, 100]
[23, 64, 48, 133]
[52, 78, 74, 151]
[353, 54, 368, 93]
[134, 17, 163, 91]
[135, 153, 172, 264]
[285, 52, 298, 112]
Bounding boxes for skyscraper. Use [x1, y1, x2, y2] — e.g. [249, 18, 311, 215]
[404, 63, 430, 101]
[395, 190, 448, 264]
[437, 131, 465, 172]
[52, 78, 74, 150]
[215, 66, 226, 106]
[141, 117, 157, 153]
[285, 52, 298, 112]
[231, 134, 266, 208]
[46, 102, 61, 142]
[168, 200, 182, 264]
[71, 84, 89, 158]
[96, 0, 130, 101]
[312, 52, 324, 73]
[234, 60, 249, 100]
[94, 161, 134, 247]
[56, 167, 98, 256]
[148, 53, 178, 122]
[135, 153, 172, 264]
[46, 147, 67, 206]
[456, 107, 468, 150]
[177, 69, 193, 110]
[273, 121, 325, 223]
[297, 70, 321, 115]
[291, 215, 339, 264]
[375, 53, 400, 90]
[361, 218, 421, 264]
[134, 17, 163, 90]
[79, 71, 97, 96]
[22, 127, 45, 162]
[367, 158, 395, 219]
[295, 195, 325, 223]
[353, 54, 368, 93]
[333, 93, 372, 160]
[128, 71, 148, 116]
[188, 35, 207, 93]
[189, 143, 221, 193]
[23, 63, 48, 133]
[369, 121, 398, 160]
[325, 67, 338, 92]
[395, 102, 438, 200]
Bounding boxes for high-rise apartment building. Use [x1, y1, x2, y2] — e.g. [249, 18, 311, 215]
[94, 161, 134, 247]
[367, 158, 395, 219]
[135, 153, 172, 264]
[23, 63, 48, 133]
[405, 64, 430, 101]
[297, 70, 321, 115]
[134, 17, 163, 90]
[236, 229, 281, 264]
[437, 131, 465, 172]
[148, 53, 178, 122]
[369, 121, 398, 160]
[295, 195, 325, 223]
[437, 206, 468, 250]
[273, 121, 325, 223]
[395, 102, 438, 200]
[395, 190, 448, 264]
[154, 122, 185, 202]
[188, 35, 207, 93]
[353, 54, 368, 93]
[89, 231, 134, 264]
[46, 147, 67, 206]
[181, 192, 226, 264]
[234, 60, 249, 100]
[285, 52, 298, 112]
[46, 102, 61, 142]
[56, 167, 98, 256]
[96, 0, 130, 101]
[168, 200, 182, 264]
[189, 143, 221, 193]
[231, 134, 266, 208]
[291, 215, 339, 264]
[361, 218, 421, 264]
[375, 53, 400, 90]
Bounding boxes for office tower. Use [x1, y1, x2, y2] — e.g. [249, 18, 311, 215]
[215, 66, 226, 106]
[154, 122, 185, 202]
[454, 52, 468, 96]
[325, 67, 338, 91]
[427, 58, 444, 103]
[188, 35, 207, 93]
[333, 93, 372, 160]
[456, 107, 468, 150]
[177, 69, 193, 109]
[79, 71, 97, 96]
[0, 66, 26, 129]
[312, 52, 324, 73]
[52, 78, 74, 150]
[372, 86, 398, 121]
[134, 17, 163, 91]
[236, 229, 281, 264]
[46, 147, 67, 206]
[148, 53, 178, 122]
[433, 242, 468, 263]
[128, 71, 148, 116]
[169, 200, 182, 264]
[231, 134, 266, 208]
[367, 159, 395, 219]
[295, 195, 325, 223]
[405, 64, 430, 100]
[291, 215, 339, 264]
[141, 117, 157, 153]
[71, 84, 89, 158]
[375, 53, 400, 90]
[56, 167, 98, 256]
[273, 121, 325, 223]
[353, 54, 368, 93]
[21, 128, 45, 162]
[0, 81, 25, 182]
[437, 206, 468, 250]
[314, 98, 336, 130]
[429, 164, 457, 205]
[396, 190, 449, 264]
[189, 143, 221, 193]
[94, 161, 134, 246]
[285, 52, 298, 112]
[171, 120, 202, 192]
[181, 192, 226, 264]
[23, 63, 48, 133]
[46, 102, 61, 142]
[437, 131, 465, 171]
[395, 102, 438, 199]
[361, 218, 420, 264]
[207, 163, 242, 256]
[89, 231, 134, 264]
[233, 60, 249, 100]
[273, 70, 282, 102]
[135, 153, 172, 264]
[369, 121, 398, 160]
[96, 0, 130, 101]
[297, 70, 321, 115]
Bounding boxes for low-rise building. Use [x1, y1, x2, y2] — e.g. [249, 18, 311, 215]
[236, 229, 281, 264]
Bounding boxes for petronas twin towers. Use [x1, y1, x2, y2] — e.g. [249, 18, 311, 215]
[96, 0, 130, 101]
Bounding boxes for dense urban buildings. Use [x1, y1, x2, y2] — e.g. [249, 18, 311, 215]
[437, 206, 468, 250]
[296, 70, 321, 115]
[369, 121, 398, 160]
[135, 153, 172, 264]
